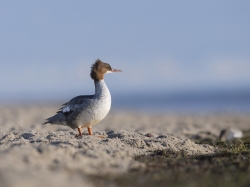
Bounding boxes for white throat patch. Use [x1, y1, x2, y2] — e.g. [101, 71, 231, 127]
[106, 70, 113, 74]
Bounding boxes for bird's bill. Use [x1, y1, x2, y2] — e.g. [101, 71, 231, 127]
[111, 69, 122, 72]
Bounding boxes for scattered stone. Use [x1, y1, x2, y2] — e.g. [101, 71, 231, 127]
[145, 133, 155, 137]
[22, 132, 35, 139]
[157, 135, 168, 139]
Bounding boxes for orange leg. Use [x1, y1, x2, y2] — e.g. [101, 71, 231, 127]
[87, 127, 93, 135]
[77, 127, 82, 136]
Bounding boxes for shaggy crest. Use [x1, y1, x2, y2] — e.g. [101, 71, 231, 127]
[90, 59, 112, 80]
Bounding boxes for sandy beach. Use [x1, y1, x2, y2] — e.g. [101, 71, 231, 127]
[0, 104, 249, 187]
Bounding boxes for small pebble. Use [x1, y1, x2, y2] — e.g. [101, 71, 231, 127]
[145, 133, 154, 137]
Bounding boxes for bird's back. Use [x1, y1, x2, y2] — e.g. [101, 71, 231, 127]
[43, 95, 94, 127]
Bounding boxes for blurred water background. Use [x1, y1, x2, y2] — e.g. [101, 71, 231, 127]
[0, 1, 249, 114]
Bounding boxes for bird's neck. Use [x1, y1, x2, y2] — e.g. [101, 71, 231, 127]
[94, 80, 110, 96]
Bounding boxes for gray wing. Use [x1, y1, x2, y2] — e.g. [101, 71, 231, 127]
[43, 95, 94, 125]
[59, 95, 94, 113]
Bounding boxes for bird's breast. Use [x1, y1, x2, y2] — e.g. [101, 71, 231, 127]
[78, 91, 111, 127]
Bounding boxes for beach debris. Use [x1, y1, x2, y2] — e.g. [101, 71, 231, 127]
[219, 128, 243, 142]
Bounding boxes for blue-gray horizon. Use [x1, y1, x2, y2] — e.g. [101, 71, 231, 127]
[1, 88, 250, 114]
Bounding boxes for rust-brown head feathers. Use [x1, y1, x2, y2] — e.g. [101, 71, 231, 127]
[90, 59, 112, 81]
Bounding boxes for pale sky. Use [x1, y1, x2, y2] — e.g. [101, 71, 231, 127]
[0, 1, 249, 101]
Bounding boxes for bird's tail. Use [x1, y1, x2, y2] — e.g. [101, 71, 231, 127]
[42, 112, 67, 126]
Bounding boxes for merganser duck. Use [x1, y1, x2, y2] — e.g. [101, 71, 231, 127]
[43, 59, 122, 137]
